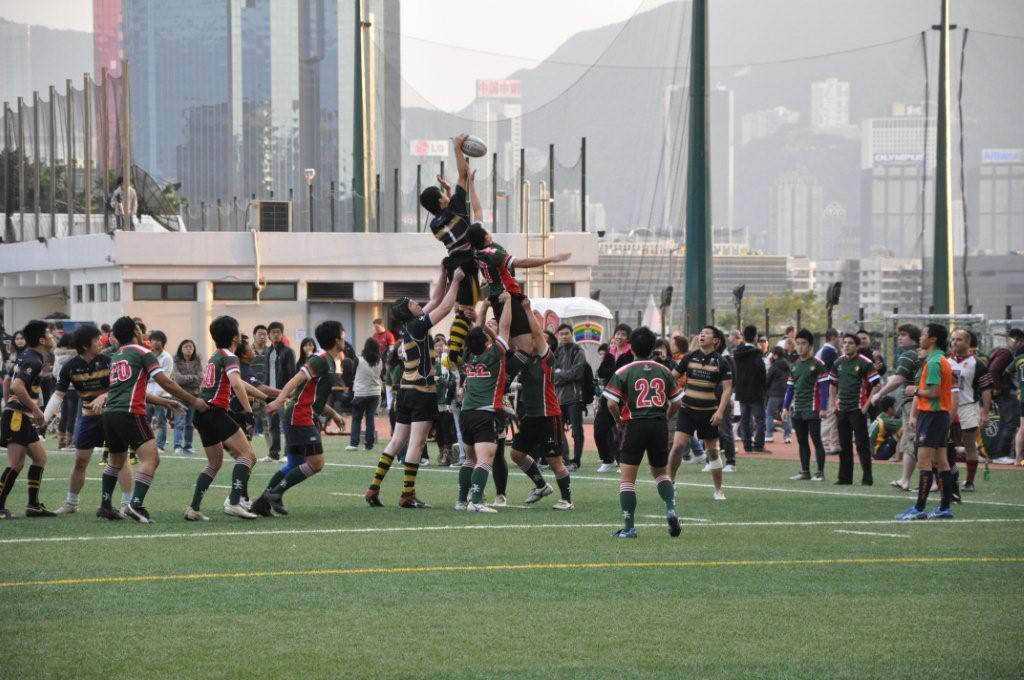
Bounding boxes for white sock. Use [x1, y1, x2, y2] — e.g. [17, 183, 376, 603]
[66, 492, 79, 506]
[121, 491, 132, 505]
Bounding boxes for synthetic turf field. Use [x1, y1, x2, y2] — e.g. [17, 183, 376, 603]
[2, 435, 1023, 679]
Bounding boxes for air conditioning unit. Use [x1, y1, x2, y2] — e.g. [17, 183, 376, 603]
[251, 200, 292, 232]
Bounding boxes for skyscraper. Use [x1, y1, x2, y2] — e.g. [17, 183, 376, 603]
[93, 0, 124, 78]
[769, 170, 823, 258]
[811, 78, 850, 130]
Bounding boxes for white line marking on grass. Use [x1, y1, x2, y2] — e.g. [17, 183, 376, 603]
[43, 477, 102, 482]
[834, 529, 910, 539]
[43, 451, 1024, 508]
[2, 517, 1021, 545]
[643, 515, 709, 522]
[329, 492, 366, 497]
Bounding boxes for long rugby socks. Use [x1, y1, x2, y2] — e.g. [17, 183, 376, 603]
[27, 465, 43, 506]
[493, 444, 509, 496]
[554, 466, 571, 502]
[938, 469, 954, 511]
[0, 467, 19, 509]
[271, 462, 316, 495]
[447, 311, 471, 362]
[517, 455, 547, 489]
[190, 466, 216, 511]
[655, 474, 675, 513]
[619, 481, 637, 530]
[370, 452, 395, 491]
[458, 463, 474, 503]
[470, 462, 491, 504]
[131, 472, 154, 509]
[401, 462, 419, 498]
[100, 466, 119, 509]
[914, 470, 934, 512]
[229, 459, 253, 505]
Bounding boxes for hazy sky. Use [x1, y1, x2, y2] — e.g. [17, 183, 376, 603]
[0, 0, 92, 30]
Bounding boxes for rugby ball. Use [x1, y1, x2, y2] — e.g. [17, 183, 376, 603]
[461, 135, 488, 158]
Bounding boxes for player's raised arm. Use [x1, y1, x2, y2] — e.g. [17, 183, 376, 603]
[513, 252, 571, 269]
[521, 296, 547, 355]
[429, 268, 465, 326]
[453, 133, 470, 190]
[422, 264, 448, 315]
[468, 169, 483, 223]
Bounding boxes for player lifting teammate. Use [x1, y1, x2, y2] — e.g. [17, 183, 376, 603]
[250, 321, 346, 517]
[604, 326, 684, 539]
[456, 291, 512, 512]
[101, 316, 208, 523]
[419, 132, 480, 365]
[0, 320, 58, 519]
[508, 297, 573, 510]
[184, 315, 260, 521]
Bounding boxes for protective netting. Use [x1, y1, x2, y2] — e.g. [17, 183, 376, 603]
[1, 71, 138, 239]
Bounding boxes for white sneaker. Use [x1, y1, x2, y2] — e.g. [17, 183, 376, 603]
[54, 502, 79, 515]
[723, 464, 736, 473]
[525, 484, 553, 505]
[258, 456, 277, 464]
[467, 502, 498, 513]
[420, 458, 431, 467]
[183, 507, 209, 522]
[223, 497, 258, 519]
[596, 463, 615, 473]
[689, 454, 707, 465]
[784, 437, 792, 444]
[489, 494, 508, 507]
[552, 499, 574, 510]
[765, 436, 775, 443]
[701, 462, 713, 472]
[454, 501, 468, 511]
[174, 447, 184, 455]
[345, 445, 358, 451]
[712, 489, 726, 501]
[240, 497, 253, 511]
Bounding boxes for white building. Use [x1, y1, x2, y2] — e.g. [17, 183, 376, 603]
[787, 257, 816, 293]
[860, 107, 936, 170]
[811, 78, 850, 130]
[769, 170, 824, 258]
[0, 231, 598, 359]
[740, 106, 799, 146]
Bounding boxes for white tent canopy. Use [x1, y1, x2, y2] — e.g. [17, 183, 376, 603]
[528, 297, 613, 320]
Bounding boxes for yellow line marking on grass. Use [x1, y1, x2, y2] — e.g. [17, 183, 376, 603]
[2, 556, 1021, 590]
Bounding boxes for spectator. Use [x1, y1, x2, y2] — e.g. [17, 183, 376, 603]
[111, 176, 138, 230]
[987, 328, 1022, 460]
[816, 328, 842, 455]
[145, 330, 174, 452]
[765, 346, 792, 444]
[856, 329, 873, 360]
[776, 326, 796, 349]
[2, 331, 27, 408]
[262, 321, 296, 462]
[553, 323, 587, 471]
[348, 337, 383, 451]
[297, 338, 317, 369]
[757, 336, 771, 369]
[250, 324, 270, 439]
[733, 325, 770, 454]
[371, 318, 397, 357]
[171, 338, 202, 455]
[432, 337, 458, 466]
[98, 323, 113, 348]
[671, 335, 688, 365]
[652, 338, 673, 367]
[594, 324, 634, 472]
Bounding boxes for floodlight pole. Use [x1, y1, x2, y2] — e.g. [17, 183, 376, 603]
[683, 0, 712, 333]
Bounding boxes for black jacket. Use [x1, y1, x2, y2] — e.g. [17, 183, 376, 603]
[731, 343, 767, 403]
[264, 341, 296, 389]
[553, 342, 587, 405]
[598, 347, 634, 385]
[765, 357, 790, 400]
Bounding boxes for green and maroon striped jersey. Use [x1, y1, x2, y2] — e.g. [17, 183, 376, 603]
[511, 346, 561, 418]
[285, 351, 335, 427]
[200, 349, 241, 410]
[106, 344, 163, 415]
[462, 337, 509, 411]
[603, 360, 682, 422]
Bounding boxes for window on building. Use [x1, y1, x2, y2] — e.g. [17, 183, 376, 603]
[99, 283, 108, 302]
[86, 284, 95, 302]
[550, 282, 576, 298]
[112, 283, 121, 301]
[133, 282, 197, 301]
[212, 282, 298, 301]
[307, 282, 354, 300]
[74, 285, 82, 303]
[382, 282, 430, 301]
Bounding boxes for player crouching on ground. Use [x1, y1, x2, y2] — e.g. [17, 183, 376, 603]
[604, 326, 684, 539]
[456, 291, 513, 512]
[184, 315, 260, 521]
[250, 321, 346, 517]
